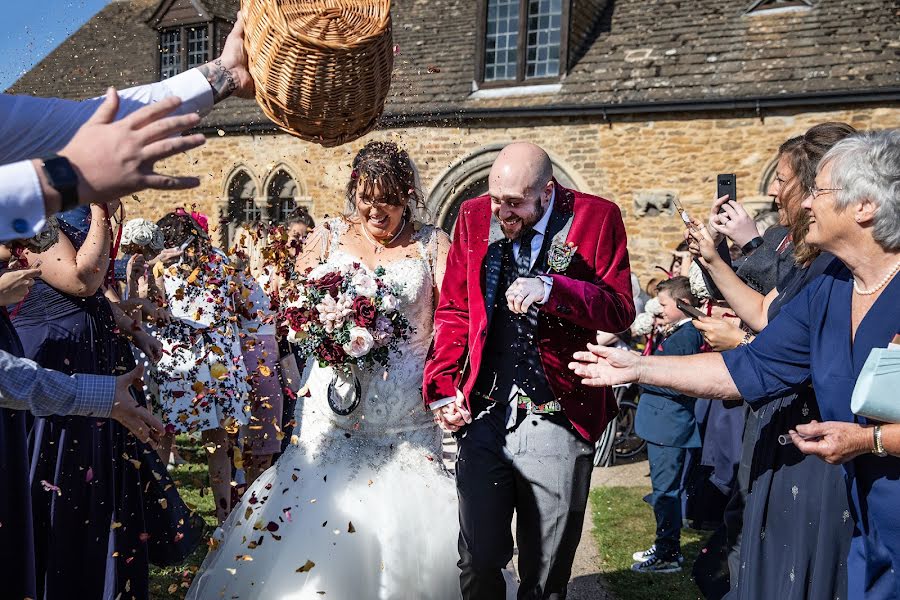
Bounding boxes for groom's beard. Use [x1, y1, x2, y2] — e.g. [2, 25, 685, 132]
[500, 201, 545, 240]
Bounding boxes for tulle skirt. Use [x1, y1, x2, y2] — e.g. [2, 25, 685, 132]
[187, 434, 462, 600]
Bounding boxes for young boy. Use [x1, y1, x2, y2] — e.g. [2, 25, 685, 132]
[631, 276, 705, 573]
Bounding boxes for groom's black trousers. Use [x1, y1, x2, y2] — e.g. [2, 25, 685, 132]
[455, 402, 594, 600]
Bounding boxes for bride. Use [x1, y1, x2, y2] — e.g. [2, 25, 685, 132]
[187, 141, 461, 599]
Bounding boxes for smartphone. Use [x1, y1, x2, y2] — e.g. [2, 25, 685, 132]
[671, 196, 692, 228]
[675, 298, 705, 320]
[178, 235, 196, 252]
[716, 174, 737, 212]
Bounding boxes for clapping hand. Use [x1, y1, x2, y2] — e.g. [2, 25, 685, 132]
[568, 343, 642, 388]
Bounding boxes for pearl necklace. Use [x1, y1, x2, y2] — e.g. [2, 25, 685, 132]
[360, 218, 407, 254]
[853, 257, 900, 295]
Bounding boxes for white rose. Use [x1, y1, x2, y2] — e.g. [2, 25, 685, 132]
[121, 218, 164, 252]
[342, 327, 375, 358]
[380, 293, 400, 312]
[688, 261, 711, 301]
[351, 271, 378, 297]
[286, 327, 307, 344]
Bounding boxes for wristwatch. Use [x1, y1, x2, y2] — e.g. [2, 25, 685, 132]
[41, 154, 80, 213]
[872, 425, 888, 457]
[741, 236, 765, 255]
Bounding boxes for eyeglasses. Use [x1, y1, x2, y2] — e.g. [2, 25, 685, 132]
[807, 186, 843, 200]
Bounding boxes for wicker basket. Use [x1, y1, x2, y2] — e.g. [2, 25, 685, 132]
[242, 0, 394, 147]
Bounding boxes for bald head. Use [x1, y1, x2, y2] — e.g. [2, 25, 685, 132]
[490, 142, 554, 197]
[488, 142, 555, 240]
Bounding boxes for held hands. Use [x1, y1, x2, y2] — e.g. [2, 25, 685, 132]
[505, 277, 546, 314]
[0, 266, 41, 305]
[432, 389, 472, 433]
[568, 343, 642, 388]
[692, 315, 747, 351]
[58, 89, 205, 206]
[709, 197, 759, 248]
[110, 364, 164, 447]
[789, 420, 873, 465]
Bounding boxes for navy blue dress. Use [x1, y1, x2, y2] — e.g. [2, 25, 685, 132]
[0, 310, 37, 600]
[723, 260, 900, 599]
[13, 216, 150, 600]
[723, 253, 852, 600]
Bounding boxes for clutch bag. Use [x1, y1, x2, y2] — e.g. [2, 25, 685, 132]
[851, 348, 900, 423]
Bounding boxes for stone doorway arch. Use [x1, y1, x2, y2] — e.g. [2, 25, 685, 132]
[425, 144, 585, 233]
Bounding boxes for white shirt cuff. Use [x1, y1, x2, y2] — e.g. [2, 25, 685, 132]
[537, 275, 553, 304]
[0, 160, 47, 242]
[429, 396, 456, 411]
[166, 69, 215, 117]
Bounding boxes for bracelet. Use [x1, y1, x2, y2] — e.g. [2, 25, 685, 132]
[873, 425, 888, 457]
[741, 236, 765, 255]
[739, 331, 754, 346]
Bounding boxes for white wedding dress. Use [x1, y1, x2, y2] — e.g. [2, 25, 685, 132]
[187, 220, 462, 600]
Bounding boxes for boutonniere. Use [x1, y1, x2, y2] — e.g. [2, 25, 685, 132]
[547, 240, 577, 272]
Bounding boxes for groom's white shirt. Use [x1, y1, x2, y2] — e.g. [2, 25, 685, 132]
[429, 190, 556, 411]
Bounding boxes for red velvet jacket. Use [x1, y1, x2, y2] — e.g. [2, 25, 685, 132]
[423, 184, 635, 442]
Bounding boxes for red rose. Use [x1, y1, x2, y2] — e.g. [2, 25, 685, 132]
[318, 339, 346, 364]
[311, 271, 343, 297]
[352, 296, 377, 327]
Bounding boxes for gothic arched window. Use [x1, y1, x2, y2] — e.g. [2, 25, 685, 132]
[266, 169, 299, 223]
[227, 169, 260, 224]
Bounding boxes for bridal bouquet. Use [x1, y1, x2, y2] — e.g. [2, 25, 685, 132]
[279, 263, 411, 372]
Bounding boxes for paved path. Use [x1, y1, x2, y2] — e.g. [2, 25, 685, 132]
[443, 434, 653, 599]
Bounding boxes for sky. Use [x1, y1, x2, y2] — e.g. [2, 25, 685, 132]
[0, 0, 110, 91]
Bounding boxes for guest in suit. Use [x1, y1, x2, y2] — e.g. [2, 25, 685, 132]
[424, 142, 634, 599]
[632, 276, 704, 573]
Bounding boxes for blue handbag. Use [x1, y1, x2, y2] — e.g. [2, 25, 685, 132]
[851, 348, 900, 423]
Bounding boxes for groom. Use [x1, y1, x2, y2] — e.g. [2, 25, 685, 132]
[423, 142, 634, 599]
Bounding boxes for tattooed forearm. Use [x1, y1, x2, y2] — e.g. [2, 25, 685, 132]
[198, 58, 238, 103]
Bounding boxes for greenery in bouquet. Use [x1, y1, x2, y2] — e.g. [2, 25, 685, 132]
[279, 264, 412, 372]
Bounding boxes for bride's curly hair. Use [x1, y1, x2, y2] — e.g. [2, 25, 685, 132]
[345, 141, 425, 221]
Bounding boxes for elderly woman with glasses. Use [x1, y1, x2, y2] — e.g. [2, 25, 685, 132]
[571, 129, 900, 599]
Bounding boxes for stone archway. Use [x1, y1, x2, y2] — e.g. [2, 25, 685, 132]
[425, 144, 585, 233]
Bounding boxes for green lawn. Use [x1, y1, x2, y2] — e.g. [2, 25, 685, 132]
[148, 437, 216, 599]
[590, 486, 712, 600]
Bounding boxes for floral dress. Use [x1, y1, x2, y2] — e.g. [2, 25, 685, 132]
[151, 254, 250, 432]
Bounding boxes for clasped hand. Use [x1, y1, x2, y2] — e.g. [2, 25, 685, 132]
[432, 389, 472, 433]
[505, 277, 546, 314]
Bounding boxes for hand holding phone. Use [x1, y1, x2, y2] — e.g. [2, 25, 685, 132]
[716, 174, 737, 212]
[675, 298, 705, 320]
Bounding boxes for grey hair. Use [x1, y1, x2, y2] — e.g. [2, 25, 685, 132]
[821, 129, 900, 251]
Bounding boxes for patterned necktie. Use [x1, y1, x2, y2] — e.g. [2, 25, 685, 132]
[516, 228, 537, 277]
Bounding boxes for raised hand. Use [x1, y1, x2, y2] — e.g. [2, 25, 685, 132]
[198, 11, 255, 101]
[686, 219, 721, 269]
[568, 343, 642, 388]
[58, 89, 205, 205]
[711, 200, 759, 248]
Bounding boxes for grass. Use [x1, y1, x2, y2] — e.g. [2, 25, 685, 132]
[590, 486, 712, 600]
[148, 435, 216, 599]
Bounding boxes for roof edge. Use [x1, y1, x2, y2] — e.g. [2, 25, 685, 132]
[197, 87, 900, 135]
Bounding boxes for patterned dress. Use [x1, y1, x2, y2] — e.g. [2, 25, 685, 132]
[152, 254, 250, 432]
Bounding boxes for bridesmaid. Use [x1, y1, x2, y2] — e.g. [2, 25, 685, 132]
[12, 204, 157, 599]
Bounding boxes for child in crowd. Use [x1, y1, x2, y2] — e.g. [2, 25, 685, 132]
[631, 276, 705, 573]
